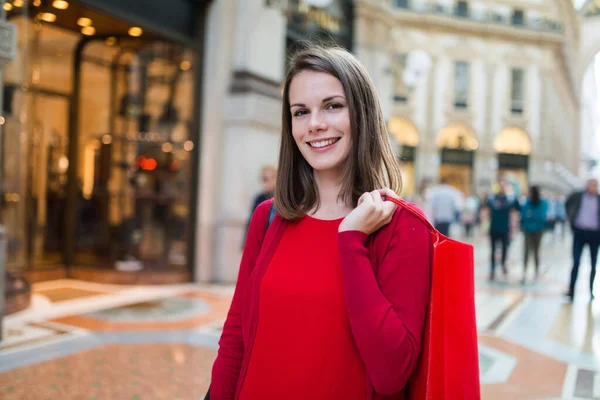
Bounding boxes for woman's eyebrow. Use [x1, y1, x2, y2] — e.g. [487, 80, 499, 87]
[290, 95, 346, 108]
[322, 95, 345, 103]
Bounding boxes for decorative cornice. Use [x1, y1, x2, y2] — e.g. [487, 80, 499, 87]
[230, 70, 282, 100]
[357, 1, 565, 47]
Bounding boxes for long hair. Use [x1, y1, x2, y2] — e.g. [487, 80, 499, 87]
[275, 45, 403, 220]
[529, 185, 541, 207]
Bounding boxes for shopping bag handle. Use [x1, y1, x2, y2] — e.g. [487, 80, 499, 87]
[383, 196, 442, 244]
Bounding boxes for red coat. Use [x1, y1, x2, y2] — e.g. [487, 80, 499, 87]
[211, 199, 432, 399]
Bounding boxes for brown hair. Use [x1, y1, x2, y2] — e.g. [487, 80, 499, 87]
[275, 45, 402, 220]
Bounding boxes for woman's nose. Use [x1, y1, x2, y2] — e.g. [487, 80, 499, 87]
[308, 110, 326, 133]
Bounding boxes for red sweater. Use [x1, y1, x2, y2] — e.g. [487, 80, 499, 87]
[211, 199, 431, 400]
[239, 215, 366, 399]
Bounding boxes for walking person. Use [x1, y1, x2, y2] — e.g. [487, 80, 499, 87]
[242, 165, 277, 248]
[249, 165, 277, 217]
[555, 194, 567, 239]
[565, 179, 600, 302]
[519, 186, 548, 284]
[486, 180, 520, 281]
[462, 195, 479, 239]
[209, 45, 431, 400]
[430, 178, 461, 237]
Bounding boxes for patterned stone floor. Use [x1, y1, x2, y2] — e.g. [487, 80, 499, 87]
[1, 228, 600, 399]
[0, 343, 214, 399]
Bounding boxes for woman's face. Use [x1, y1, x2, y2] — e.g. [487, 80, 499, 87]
[288, 70, 351, 178]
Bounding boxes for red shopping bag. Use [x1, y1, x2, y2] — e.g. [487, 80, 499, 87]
[387, 197, 481, 399]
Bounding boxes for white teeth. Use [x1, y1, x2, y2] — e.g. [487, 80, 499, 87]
[309, 138, 338, 148]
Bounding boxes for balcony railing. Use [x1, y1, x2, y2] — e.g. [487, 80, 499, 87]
[394, 94, 409, 103]
[510, 100, 524, 115]
[454, 99, 468, 109]
[392, 2, 563, 34]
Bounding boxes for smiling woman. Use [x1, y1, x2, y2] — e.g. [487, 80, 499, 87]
[209, 45, 432, 400]
[277, 46, 402, 221]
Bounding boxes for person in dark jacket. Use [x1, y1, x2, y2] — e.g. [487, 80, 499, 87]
[242, 165, 276, 248]
[519, 186, 548, 284]
[485, 179, 520, 281]
[565, 178, 600, 301]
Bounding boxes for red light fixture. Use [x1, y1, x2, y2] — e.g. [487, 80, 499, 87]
[136, 155, 157, 171]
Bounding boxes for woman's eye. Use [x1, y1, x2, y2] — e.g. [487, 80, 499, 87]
[293, 109, 308, 117]
[326, 102, 344, 110]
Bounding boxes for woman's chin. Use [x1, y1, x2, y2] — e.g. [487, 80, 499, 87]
[309, 161, 345, 176]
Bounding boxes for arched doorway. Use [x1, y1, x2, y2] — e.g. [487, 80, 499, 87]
[388, 117, 420, 196]
[494, 126, 532, 194]
[436, 122, 478, 195]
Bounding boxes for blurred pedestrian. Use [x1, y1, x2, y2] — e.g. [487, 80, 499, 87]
[555, 194, 567, 239]
[565, 178, 600, 302]
[250, 165, 276, 215]
[430, 178, 461, 237]
[462, 195, 479, 239]
[242, 165, 276, 248]
[486, 179, 520, 281]
[211, 45, 431, 400]
[519, 186, 548, 284]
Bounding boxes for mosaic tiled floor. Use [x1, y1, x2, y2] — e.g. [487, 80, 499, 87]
[2, 230, 600, 399]
[35, 287, 111, 303]
[0, 343, 214, 399]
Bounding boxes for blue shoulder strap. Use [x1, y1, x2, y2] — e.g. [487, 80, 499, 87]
[266, 202, 276, 230]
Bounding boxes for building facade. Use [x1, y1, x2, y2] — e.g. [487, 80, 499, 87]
[355, 0, 582, 198]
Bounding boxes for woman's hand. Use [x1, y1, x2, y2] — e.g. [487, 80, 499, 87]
[339, 188, 400, 235]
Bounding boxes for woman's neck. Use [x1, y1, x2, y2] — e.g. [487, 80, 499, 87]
[309, 170, 352, 220]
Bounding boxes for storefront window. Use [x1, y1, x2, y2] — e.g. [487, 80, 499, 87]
[3, 2, 196, 277]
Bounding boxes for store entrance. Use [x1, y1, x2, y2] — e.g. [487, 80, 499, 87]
[494, 127, 532, 197]
[3, 2, 197, 281]
[439, 148, 475, 195]
[70, 41, 195, 274]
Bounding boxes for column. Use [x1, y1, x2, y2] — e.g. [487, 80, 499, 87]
[205, 0, 287, 282]
[529, 69, 551, 187]
[415, 55, 439, 186]
[473, 62, 497, 193]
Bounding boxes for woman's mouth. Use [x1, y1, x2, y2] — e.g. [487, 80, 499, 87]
[307, 138, 341, 151]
